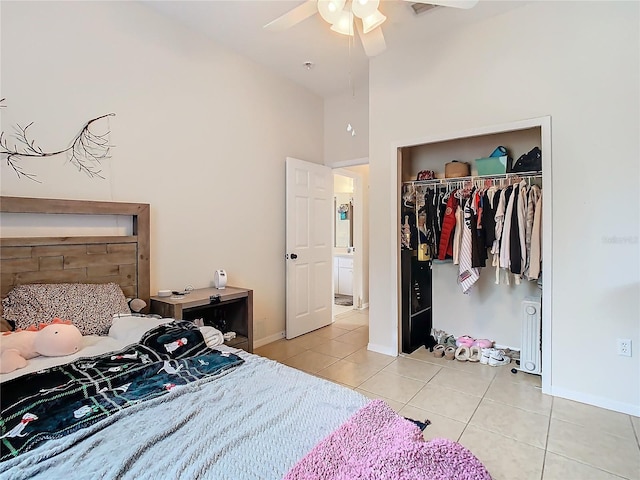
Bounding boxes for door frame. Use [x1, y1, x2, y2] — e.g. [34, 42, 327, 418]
[391, 116, 552, 394]
[332, 168, 364, 310]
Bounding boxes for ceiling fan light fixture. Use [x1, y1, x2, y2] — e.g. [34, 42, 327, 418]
[317, 0, 346, 25]
[362, 9, 386, 34]
[351, 0, 379, 19]
[330, 10, 354, 36]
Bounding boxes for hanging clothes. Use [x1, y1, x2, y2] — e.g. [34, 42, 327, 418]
[403, 175, 542, 294]
[458, 196, 480, 293]
[499, 186, 515, 271]
[517, 181, 529, 275]
[452, 203, 464, 265]
[482, 186, 499, 248]
[438, 192, 459, 260]
[528, 194, 543, 280]
[524, 185, 542, 277]
[470, 190, 488, 268]
[509, 183, 523, 275]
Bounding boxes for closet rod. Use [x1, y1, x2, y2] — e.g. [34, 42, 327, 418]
[404, 171, 542, 187]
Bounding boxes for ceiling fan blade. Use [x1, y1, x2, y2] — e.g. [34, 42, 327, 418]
[355, 21, 386, 58]
[407, 0, 479, 9]
[263, 0, 318, 31]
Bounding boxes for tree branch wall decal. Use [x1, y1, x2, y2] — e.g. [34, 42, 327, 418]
[0, 99, 115, 183]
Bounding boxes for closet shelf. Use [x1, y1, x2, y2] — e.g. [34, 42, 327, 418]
[404, 171, 542, 187]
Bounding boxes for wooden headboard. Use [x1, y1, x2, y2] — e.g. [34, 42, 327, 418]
[0, 196, 150, 309]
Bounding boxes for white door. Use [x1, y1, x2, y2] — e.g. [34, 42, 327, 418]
[285, 157, 333, 339]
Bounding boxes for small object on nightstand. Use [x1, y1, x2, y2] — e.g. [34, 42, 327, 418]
[223, 332, 236, 341]
[214, 269, 227, 289]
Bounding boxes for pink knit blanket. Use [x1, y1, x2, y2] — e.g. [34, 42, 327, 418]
[284, 399, 492, 480]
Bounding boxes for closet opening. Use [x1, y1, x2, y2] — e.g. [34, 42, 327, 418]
[394, 117, 552, 392]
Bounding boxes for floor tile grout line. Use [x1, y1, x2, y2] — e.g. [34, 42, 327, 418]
[542, 451, 632, 480]
[540, 395, 553, 480]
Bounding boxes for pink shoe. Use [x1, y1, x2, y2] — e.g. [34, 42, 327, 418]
[473, 339, 493, 349]
[456, 335, 475, 347]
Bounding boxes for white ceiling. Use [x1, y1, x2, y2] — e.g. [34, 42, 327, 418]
[142, 1, 524, 98]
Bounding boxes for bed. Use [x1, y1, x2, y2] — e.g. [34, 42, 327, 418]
[0, 196, 491, 480]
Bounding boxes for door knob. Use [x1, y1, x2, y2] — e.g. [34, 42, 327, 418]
[290, 253, 298, 259]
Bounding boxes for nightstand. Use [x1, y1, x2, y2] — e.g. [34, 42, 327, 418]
[150, 286, 253, 353]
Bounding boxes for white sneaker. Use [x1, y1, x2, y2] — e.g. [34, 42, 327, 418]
[480, 348, 496, 365]
[488, 350, 511, 367]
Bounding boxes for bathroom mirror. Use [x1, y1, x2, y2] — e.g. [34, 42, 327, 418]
[334, 193, 353, 248]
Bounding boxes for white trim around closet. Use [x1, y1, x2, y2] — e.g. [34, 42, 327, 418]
[389, 115, 553, 395]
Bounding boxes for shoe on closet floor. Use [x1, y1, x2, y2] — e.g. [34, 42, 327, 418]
[480, 348, 497, 365]
[444, 346, 456, 360]
[456, 335, 474, 348]
[488, 350, 511, 367]
[455, 345, 470, 362]
[433, 344, 445, 358]
[468, 346, 481, 362]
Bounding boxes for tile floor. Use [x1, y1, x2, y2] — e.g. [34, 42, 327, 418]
[255, 309, 640, 480]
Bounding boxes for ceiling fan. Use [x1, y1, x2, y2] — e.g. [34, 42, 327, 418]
[263, 0, 479, 57]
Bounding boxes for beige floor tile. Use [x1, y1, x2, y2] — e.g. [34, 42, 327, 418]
[358, 371, 426, 404]
[311, 339, 361, 358]
[485, 376, 552, 416]
[459, 425, 545, 480]
[470, 398, 549, 448]
[355, 389, 405, 412]
[253, 339, 307, 362]
[283, 333, 330, 350]
[382, 356, 441, 382]
[333, 329, 369, 347]
[552, 397, 637, 440]
[308, 324, 351, 340]
[547, 418, 640, 479]
[343, 347, 395, 368]
[495, 366, 542, 387]
[542, 452, 627, 480]
[406, 346, 440, 363]
[281, 350, 339, 374]
[333, 316, 368, 330]
[399, 404, 466, 442]
[429, 366, 492, 398]
[317, 359, 382, 388]
[408, 383, 482, 423]
[441, 358, 500, 379]
[632, 416, 640, 447]
[333, 304, 354, 316]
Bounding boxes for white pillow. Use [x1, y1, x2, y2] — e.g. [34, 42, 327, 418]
[108, 315, 174, 343]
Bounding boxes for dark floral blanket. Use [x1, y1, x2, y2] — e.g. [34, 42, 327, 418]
[0, 321, 243, 461]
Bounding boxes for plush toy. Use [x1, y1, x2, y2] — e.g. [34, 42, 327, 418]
[0, 318, 83, 374]
[128, 298, 147, 314]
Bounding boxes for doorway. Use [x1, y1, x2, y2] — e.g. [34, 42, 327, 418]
[332, 165, 369, 318]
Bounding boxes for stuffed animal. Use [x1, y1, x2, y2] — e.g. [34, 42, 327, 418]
[0, 318, 83, 374]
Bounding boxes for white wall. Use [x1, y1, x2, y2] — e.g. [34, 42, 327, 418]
[368, 1, 639, 414]
[324, 81, 369, 164]
[0, 1, 324, 343]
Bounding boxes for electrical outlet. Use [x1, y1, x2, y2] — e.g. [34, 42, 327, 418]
[617, 339, 632, 357]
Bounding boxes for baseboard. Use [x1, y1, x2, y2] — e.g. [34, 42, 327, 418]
[550, 386, 640, 417]
[357, 302, 369, 310]
[367, 342, 397, 357]
[253, 331, 285, 349]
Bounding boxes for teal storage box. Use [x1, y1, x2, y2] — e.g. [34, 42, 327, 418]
[475, 155, 507, 175]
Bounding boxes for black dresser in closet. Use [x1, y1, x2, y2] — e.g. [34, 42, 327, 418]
[400, 250, 435, 354]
